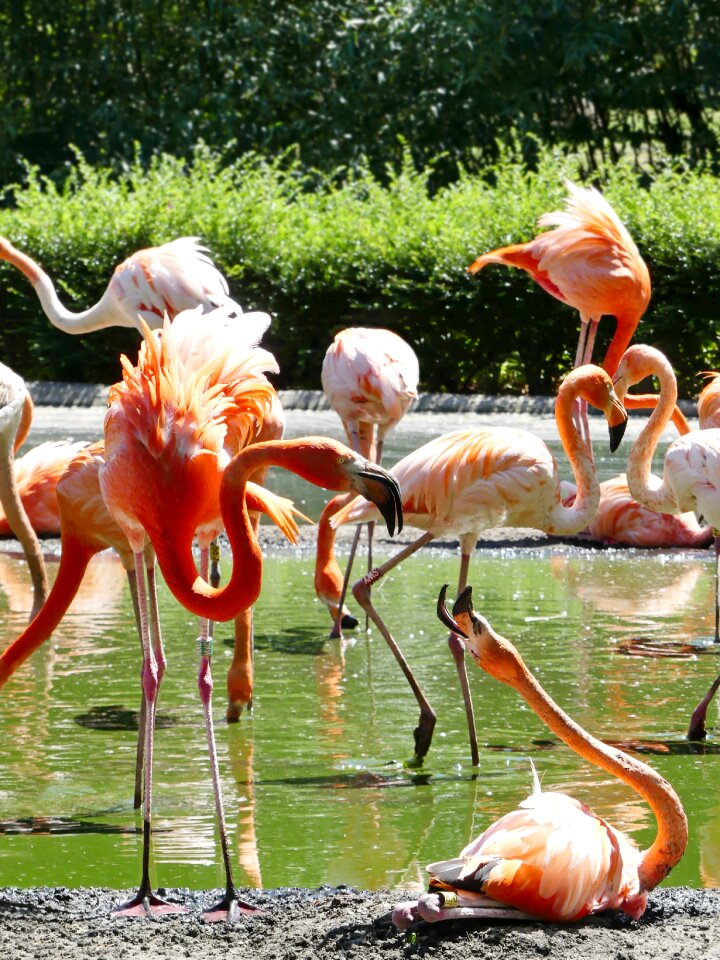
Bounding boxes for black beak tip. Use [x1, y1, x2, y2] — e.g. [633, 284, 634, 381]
[452, 585, 473, 617]
[608, 419, 627, 453]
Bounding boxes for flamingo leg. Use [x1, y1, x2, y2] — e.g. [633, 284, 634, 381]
[331, 424, 373, 639]
[572, 314, 599, 458]
[687, 536, 720, 740]
[352, 532, 437, 765]
[113, 553, 185, 917]
[363, 432, 385, 633]
[448, 551, 479, 766]
[330, 524, 362, 639]
[125, 568, 146, 811]
[197, 624, 259, 922]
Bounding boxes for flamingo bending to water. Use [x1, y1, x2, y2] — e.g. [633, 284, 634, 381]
[97, 311, 402, 919]
[333, 365, 627, 765]
[391, 586, 687, 927]
[320, 326, 418, 636]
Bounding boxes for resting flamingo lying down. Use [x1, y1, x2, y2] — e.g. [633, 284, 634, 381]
[392, 586, 687, 927]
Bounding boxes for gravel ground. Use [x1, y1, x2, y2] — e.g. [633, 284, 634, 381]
[0, 885, 719, 960]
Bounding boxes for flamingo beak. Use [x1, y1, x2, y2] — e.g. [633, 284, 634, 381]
[606, 388, 628, 453]
[354, 463, 404, 537]
[436, 584, 470, 638]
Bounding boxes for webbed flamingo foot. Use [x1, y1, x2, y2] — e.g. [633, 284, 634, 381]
[112, 887, 187, 918]
[202, 885, 262, 923]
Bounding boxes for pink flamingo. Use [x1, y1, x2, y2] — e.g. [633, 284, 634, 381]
[0, 235, 259, 334]
[468, 181, 650, 376]
[0, 440, 87, 537]
[332, 365, 627, 765]
[392, 585, 687, 926]
[320, 326, 418, 636]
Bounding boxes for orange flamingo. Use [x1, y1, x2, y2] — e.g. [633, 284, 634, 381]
[391, 585, 687, 927]
[0, 440, 87, 536]
[468, 181, 650, 377]
[0, 235, 261, 335]
[0, 440, 303, 807]
[97, 313, 403, 919]
[614, 344, 720, 738]
[332, 365, 627, 765]
[698, 371, 720, 429]
[320, 326, 419, 637]
[0, 362, 48, 618]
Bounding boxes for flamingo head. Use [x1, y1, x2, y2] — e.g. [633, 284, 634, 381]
[562, 365, 628, 452]
[436, 585, 527, 687]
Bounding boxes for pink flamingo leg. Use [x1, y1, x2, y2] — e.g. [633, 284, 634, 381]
[352, 532, 437, 764]
[197, 629, 259, 922]
[113, 553, 185, 917]
[447, 550, 479, 766]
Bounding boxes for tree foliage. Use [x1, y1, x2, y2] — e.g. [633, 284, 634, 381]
[1, 1, 719, 186]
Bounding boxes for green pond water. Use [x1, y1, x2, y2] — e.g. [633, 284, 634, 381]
[0, 406, 716, 894]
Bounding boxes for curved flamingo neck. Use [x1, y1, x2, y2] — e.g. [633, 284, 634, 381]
[623, 394, 690, 436]
[315, 493, 352, 598]
[155, 439, 354, 622]
[0, 533, 99, 688]
[548, 377, 600, 534]
[3, 244, 120, 333]
[504, 652, 687, 891]
[626, 355, 680, 514]
[14, 390, 34, 453]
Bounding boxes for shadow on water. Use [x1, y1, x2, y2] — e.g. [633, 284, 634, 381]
[74, 704, 176, 731]
[222, 627, 330, 656]
[260, 768, 469, 789]
[0, 816, 140, 836]
[487, 736, 720, 756]
[616, 637, 720, 658]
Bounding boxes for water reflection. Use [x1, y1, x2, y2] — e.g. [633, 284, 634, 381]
[1, 486, 719, 890]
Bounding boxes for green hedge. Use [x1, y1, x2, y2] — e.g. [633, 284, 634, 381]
[0, 145, 718, 396]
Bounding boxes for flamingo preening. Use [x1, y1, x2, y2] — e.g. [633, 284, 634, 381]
[391, 585, 687, 927]
[320, 327, 419, 636]
[468, 182, 650, 377]
[332, 365, 627, 765]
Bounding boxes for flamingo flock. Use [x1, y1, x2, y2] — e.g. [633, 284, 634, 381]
[0, 178, 713, 927]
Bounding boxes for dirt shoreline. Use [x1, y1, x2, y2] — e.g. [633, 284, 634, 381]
[1, 885, 719, 960]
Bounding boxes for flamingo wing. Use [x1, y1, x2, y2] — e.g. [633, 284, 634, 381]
[109, 238, 238, 327]
[665, 429, 720, 528]
[428, 789, 642, 922]
[332, 428, 556, 533]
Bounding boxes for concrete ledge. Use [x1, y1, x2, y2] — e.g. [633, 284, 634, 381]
[24, 382, 698, 416]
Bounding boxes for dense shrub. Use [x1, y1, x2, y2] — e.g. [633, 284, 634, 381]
[1, 1, 719, 187]
[0, 146, 718, 396]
